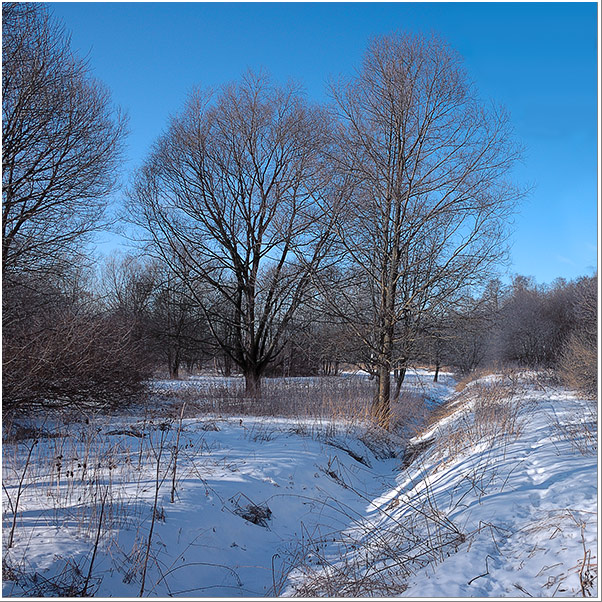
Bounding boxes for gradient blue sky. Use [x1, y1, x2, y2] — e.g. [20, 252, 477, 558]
[50, 2, 599, 285]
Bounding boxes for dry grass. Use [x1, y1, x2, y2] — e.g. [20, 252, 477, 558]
[150, 375, 433, 443]
[2, 375, 426, 597]
[1, 412, 194, 596]
[150, 375, 377, 419]
[431, 377, 525, 464]
[548, 401, 598, 456]
[10, 371, 520, 597]
[454, 368, 494, 392]
[284, 455, 467, 597]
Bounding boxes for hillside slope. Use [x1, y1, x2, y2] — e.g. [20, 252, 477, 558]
[287, 375, 598, 597]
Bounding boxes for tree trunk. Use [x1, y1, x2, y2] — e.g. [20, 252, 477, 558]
[392, 362, 407, 401]
[433, 363, 440, 382]
[372, 264, 396, 428]
[372, 364, 391, 430]
[223, 353, 232, 377]
[244, 369, 261, 397]
[168, 348, 180, 379]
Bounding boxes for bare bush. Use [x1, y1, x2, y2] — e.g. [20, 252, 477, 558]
[560, 333, 597, 398]
[558, 275, 597, 398]
[3, 298, 150, 415]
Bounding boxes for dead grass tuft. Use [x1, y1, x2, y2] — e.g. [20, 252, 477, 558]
[433, 377, 525, 463]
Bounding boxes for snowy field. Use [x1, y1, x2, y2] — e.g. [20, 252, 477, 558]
[148, 369, 456, 419]
[2, 371, 597, 597]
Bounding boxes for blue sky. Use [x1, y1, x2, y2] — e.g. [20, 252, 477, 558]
[50, 2, 598, 285]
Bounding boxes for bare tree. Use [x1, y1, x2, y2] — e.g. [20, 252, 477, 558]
[129, 72, 337, 395]
[326, 32, 523, 426]
[2, 4, 136, 414]
[101, 254, 157, 318]
[2, 2, 126, 279]
[435, 281, 504, 377]
[100, 253, 208, 378]
[151, 265, 208, 378]
[498, 275, 576, 369]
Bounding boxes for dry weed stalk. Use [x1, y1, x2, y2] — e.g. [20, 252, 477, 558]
[3, 439, 38, 549]
[170, 402, 187, 503]
[139, 422, 171, 596]
[289, 373, 532, 596]
[82, 487, 108, 596]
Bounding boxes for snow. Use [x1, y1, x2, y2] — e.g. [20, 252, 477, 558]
[284, 376, 598, 597]
[2, 413, 402, 596]
[403, 386, 597, 597]
[2, 372, 597, 597]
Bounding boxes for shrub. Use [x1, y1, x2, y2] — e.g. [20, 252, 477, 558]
[558, 275, 597, 398]
[3, 295, 151, 416]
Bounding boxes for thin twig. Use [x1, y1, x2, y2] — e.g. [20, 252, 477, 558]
[82, 487, 108, 596]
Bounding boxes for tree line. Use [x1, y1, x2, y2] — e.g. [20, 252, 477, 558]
[2, 4, 595, 423]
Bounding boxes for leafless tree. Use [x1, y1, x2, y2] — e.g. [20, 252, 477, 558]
[100, 253, 208, 378]
[101, 253, 157, 318]
[2, 2, 126, 279]
[128, 72, 337, 394]
[498, 275, 578, 369]
[431, 279, 505, 377]
[265, 304, 352, 377]
[2, 4, 137, 414]
[326, 32, 523, 426]
[151, 264, 208, 378]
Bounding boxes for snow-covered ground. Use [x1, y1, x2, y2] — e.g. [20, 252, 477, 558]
[285, 375, 598, 597]
[2, 371, 597, 597]
[404, 383, 598, 598]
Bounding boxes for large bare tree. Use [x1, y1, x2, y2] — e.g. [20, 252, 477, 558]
[2, 4, 135, 414]
[129, 72, 337, 394]
[327, 32, 523, 426]
[2, 2, 126, 279]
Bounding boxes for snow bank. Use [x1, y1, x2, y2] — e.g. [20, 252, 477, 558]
[285, 376, 598, 597]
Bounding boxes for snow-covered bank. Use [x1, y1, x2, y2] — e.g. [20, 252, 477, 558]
[2, 372, 597, 597]
[285, 375, 598, 597]
[2, 412, 405, 596]
[404, 384, 597, 598]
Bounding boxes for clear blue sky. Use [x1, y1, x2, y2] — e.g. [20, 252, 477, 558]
[50, 1, 599, 285]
